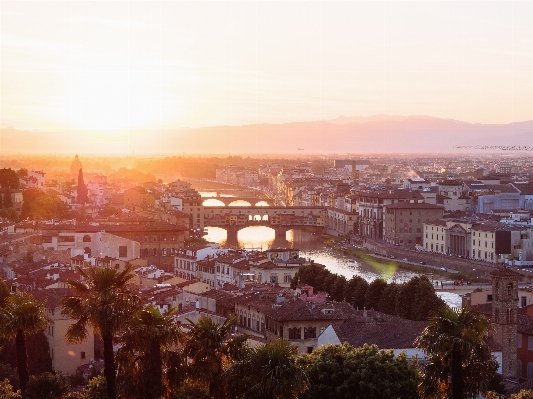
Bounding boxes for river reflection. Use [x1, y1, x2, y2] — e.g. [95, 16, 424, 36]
[203, 226, 416, 283]
[203, 226, 461, 306]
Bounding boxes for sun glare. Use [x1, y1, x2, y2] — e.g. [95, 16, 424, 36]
[58, 70, 177, 132]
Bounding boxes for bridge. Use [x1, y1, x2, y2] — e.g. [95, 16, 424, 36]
[203, 206, 326, 247]
[202, 195, 274, 206]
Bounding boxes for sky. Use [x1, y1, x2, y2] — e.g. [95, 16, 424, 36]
[1, 1, 533, 137]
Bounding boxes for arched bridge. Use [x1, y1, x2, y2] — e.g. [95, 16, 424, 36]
[203, 206, 326, 246]
[202, 195, 273, 206]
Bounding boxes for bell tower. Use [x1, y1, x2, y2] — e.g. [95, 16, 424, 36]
[491, 267, 520, 378]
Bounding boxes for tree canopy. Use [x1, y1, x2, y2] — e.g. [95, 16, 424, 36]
[297, 343, 419, 399]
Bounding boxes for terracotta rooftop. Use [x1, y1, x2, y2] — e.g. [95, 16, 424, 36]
[332, 313, 428, 349]
[262, 300, 356, 322]
[385, 202, 444, 210]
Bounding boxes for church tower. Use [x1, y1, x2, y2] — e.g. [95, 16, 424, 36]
[70, 154, 83, 181]
[491, 267, 520, 378]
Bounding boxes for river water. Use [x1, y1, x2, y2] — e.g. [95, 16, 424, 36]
[201, 193, 461, 307]
[203, 225, 461, 307]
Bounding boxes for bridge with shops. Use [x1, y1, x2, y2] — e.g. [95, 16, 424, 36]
[202, 195, 274, 206]
[203, 206, 326, 246]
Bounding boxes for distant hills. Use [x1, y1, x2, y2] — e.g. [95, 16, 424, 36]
[1, 115, 533, 154]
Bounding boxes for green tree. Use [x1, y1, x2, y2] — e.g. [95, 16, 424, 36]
[415, 306, 498, 399]
[330, 275, 347, 301]
[60, 266, 140, 399]
[184, 316, 247, 399]
[343, 276, 368, 310]
[0, 293, 49, 399]
[116, 305, 182, 399]
[25, 372, 69, 399]
[512, 391, 533, 399]
[298, 343, 418, 399]
[0, 378, 21, 399]
[0, 207, 19, 222]
[364, 279, 387, 310]
[378, 282, 399, 314]
[17, 169, 28, 179]
[226, 339, 308, 399]
[0, 331, 53, 378]
[396, 276, 445, 320]
[169, 380, 209, 399]
[21, 189, 68, 221]
[82, 375, 108, 399]
[0, 169, 20, 189]
[4, 187, 13, 209]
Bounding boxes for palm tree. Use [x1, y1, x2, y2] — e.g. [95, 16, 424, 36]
[0, 292, 48, 399]
[225, 339, 308, 399]
[415, 306, 498, 399]
[60, 265, 140, 399]
[184, 315, 247, 399]
[116, 305, 182, 399]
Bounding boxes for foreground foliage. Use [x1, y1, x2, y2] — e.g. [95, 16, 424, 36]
[297, 343, 419, 399]
[415, 306, 498, 399]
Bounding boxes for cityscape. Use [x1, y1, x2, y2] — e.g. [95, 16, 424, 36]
[2, 2, 533, 399]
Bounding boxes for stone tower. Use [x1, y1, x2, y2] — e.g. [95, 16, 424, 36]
[70, 154, 83, 181]
[491, 267, 520, 378]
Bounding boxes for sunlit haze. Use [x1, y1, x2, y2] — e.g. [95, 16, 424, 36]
[2, 1, 533, 154]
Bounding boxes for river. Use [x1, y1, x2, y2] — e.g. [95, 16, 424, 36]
[202, 224, 462, 307]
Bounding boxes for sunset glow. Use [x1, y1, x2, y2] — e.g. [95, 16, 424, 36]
[1, 1, 533, 154]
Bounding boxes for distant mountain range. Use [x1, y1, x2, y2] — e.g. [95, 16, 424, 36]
[1, 115, 533, 154]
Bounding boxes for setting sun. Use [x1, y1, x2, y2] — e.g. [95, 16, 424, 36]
[56, 69, 177, 131]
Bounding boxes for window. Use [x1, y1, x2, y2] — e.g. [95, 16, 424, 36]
[289, 327, 301, 339]
[118, 246, 127, 258]
[81, 352, 86, 359]
[82, 235, 91, 242]
[528, 362, 533, 379]
[527, 336, 533, 352]
[518, 334, 523, 349]
[304, 327, 316, 339]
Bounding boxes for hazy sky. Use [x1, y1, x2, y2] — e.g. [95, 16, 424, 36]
[2, 1, 533, 133]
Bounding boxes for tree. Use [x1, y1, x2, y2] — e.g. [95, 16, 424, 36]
[512, 391, 533, 399]
[77, 169, 88, 205]
[0, 330, 53, 377]
[225, 339, 308, 399]
[297, 343, 418, 399]
[0, 378, 21, 399]
[60, 266, 140, 399]
[343, 276, 368, 310]
[25, 372, 69, 399]
[396, 276, 445, 320]
[116, 305, 182, 399]
[82, 375, 108, 399]
[184, 316, 247, 399]
[364, 279, 387, 310]
[20, 189, 68, 221]
[0, 169, 20, 189]
[0, 293, 49, 399]
[378, 282, 399, 314]
[17, 169, 28, 179]
[0, 207, 19, 222]
[415, 306, 498, 399]
[4, 187, 13, 209]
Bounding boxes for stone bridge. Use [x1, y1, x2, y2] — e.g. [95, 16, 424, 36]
[202, 195, 273, 206]
[203, 206, 326, 247]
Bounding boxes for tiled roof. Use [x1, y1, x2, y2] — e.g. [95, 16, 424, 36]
[33, 288, 74, 309]
[262, 300, 355, 322]
[332, 313, 428, 349]
[385, 202, 444, 210]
